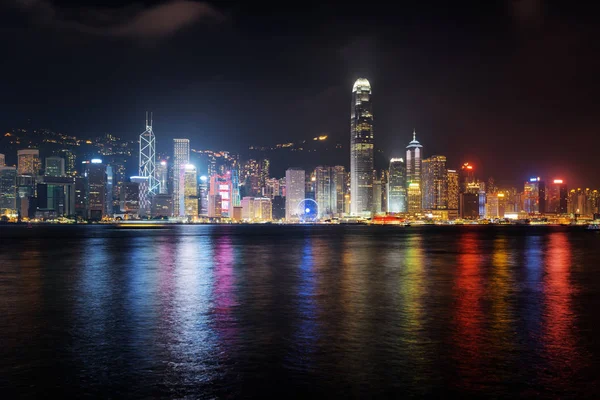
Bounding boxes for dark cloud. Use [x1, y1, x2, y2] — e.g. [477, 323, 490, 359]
[12, 0, 226, 39]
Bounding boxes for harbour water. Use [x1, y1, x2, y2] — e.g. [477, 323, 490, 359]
[1, 225, 599, 398]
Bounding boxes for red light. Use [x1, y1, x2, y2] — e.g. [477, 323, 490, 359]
[467, 166, 473, 170]
[553, 179, 563, 184]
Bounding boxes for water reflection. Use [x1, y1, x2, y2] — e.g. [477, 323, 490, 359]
[541, 232, 581, 391]
[452, 231, 485, 391]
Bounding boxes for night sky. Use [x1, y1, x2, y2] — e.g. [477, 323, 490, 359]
[1, 0, 599, 186]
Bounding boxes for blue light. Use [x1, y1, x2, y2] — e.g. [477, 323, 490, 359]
[91, 158, 102, 164]
[305, 208, 310, 214]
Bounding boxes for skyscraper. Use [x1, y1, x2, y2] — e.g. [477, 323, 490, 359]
[156, 160, 169, 195]
[130, 176, 150, 217]
[406, 131, 423, 213]
[447, 169, 459, 212]
[285, 168, 305, 221]
[422, 155, 448, 210]
[315, 166, 346, 219]
[84, 159, 106, 220]
[45, 156, 65, 177]
[0, 154, 5, 167]
[0, 166, 17, 215]
[173, 139, 190, 217]
[17, 149, 40, 176]
[548, 179, 568, 214]
[139, 113, 160, 196]
[59, 149, 76, 176]
[184, 164, 198, 218]
[524, 177, 541, 213]
[350, 78, 374, 217]
[388, 158, 407, 213]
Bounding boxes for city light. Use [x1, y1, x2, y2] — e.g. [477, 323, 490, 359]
[160, 160, 167, 166]
[554, 179, 564, 184]
[91, 158, 102, 164]
[529, 177, 540, 182]
[185, 164, 195, 170]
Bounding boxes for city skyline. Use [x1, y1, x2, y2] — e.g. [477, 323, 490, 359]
[0, 1, 599, 187]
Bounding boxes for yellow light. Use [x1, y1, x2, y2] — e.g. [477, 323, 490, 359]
[318, 135, 328, 140]
[497, 193, 505, 198]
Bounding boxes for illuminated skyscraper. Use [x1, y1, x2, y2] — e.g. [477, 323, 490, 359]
[388, 158, 407, 213]
[524, 177, 542, 213]
[84, 159, 106, 220]
[0, 154, 5, 167]
[285, 168, 305, 221]
[548, 179, 568, 214]
[17, 149, 40, 176]
[447, 169, 459, 211]
[45, 156, 65, 177]
[350, 78, 374, 217]
[59, 149, 76, 176]
[315, 166, 346, 219]
[130, 176, 150, 217]
[459, 163, 476, 193]
[156, 160, 168, 195]
[0, 166, 17, 215]
[209, 172, 233, 218]
[173, 139, 190, 216]
[120, 182, 140, 214]
[422, 155, 448, 210]
[183, 164, 198, 218]
[139, 113, 160, 196]
[406, 131, 423, 213]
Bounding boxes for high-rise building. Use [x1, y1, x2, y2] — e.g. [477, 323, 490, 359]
[388, 158, 407, 213]
[198, 175, 209, 216]
[120, 182, 140, 214]
[0, 154, 5, 167]
[84, 159, 106, 220]
[209, 172, 233, 218]
[59, 149, 76, 176]
[285, 168, 305, 221]
[45, 156, 65, 177]
[372, 173, 383, 214]
[0, 166, 17, 215]
[406, 131, 423, 213]
[524, 177, 542, 214]
[241, 197, 272, 222]
[548, 179, 568, 214]
[139, 114, 160, 196]
[151, 194, 173, 218]
[447, 169, 459, 211]
[173, 139, 190, 217]
[74, 177, 86, 218]
[17, 149, 40, 176]
[315, 166, 346, 219]
[130, 176, 149, 217]
[184, 164, 198, 218]
[460, 193, 480, 219]
[350, 78, 374, 217]
[459, 163, 476, 193]
[422, 155, 448, 210]
[156, 160, 168, 195]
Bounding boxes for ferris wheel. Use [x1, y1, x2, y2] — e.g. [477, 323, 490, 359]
[297, 199, 319, 223]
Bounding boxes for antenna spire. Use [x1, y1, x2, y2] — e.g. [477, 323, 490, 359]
[145, 111, 148, 127]
[413, 129, 416, 141]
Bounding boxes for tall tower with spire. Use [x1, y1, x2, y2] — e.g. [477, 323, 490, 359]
[139, 112, 160, 196]
[406, 130, 423, 213]
[350, 78, 374, 217]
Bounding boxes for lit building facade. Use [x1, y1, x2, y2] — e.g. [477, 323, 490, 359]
[548, 179, 568, 214]
[422, 155, 448, 210]
[156, 160, 169, 195]
[209, 173, 233, 218]
[173, 139, 190, 217]
[152, 194, 173, 218]
[17, 149, 40, 176]
[388, 158, 407, 213]
[447, 169, 459, 211]
[184, 164, 198, 218]
[0, 166, 17, 215]
[84, 159, 106, 220]
[120, 182, 140, 214]
[130, 176, 150, 217]
[315, 166, 346, 219]
[524, 177, 542, 214]
[406, 131, 423, 213]
[45, 156, 65, 177]
[350, 78, 374, 217]
[285, 168, 305, 221]
[0, 153, 5, 167]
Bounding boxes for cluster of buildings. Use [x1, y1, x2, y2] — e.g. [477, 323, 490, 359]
[1, 80, 599, 223]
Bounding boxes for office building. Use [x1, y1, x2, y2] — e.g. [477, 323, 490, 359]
[59, 149, 76, 176]
[209, 172, 233, 218]
[120, 182, 140, 214]
[388, 158, 407, 213]
[173, 139, 190, 217]
[152, 194, 173, 218]
[0, 153, 5, 167]
[524, 177, 543, 214]
[272, 195, 285, 220]
[548, 179, 568, 214]
[0, 166, 17, 215]
[350, 78, 374, 217]
[84, 159, 106, 220]
[184, 164, 198, 218]
[156, 160, 169, 195]
[372, 174, 383, 214]
[447, 169, 459, 211]
[315, 166, 346, 219]
[45, 156, 65, 177]
[422, 155, 448, 210]
[130, 176, 150, 217]
[17, 149, 40, 176]
[285, 168, 305, 221]
[406, 131, 423, 213]
[36, 177, 76, 218]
